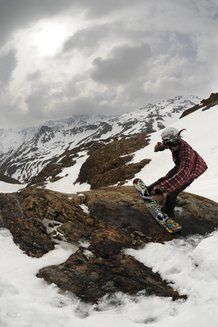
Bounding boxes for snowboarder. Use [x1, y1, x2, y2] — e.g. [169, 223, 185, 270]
[146, 127, 208, 218]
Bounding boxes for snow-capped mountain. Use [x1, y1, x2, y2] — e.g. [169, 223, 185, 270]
[0, 95, 199, 183]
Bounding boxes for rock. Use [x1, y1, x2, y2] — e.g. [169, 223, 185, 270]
[0, 193, 54, 257]
[1, 185, 217, 303]
[85, 186, 218, 243]
[37, 249, 185, 303]
[77, 133, 150, 189]
[180, 92, 218, 118]
[0, 187, 95, 256]
[90, 222, 133, 257]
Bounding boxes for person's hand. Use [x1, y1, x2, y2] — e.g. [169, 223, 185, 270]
[154, 142, 166, 152]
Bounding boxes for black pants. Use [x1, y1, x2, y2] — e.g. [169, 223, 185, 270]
[162, 180, 194, 217]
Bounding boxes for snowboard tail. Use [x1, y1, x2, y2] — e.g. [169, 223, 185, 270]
[133, 178, 182, 234]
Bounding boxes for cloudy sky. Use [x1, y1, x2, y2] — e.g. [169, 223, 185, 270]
[0, 0, 217, 127]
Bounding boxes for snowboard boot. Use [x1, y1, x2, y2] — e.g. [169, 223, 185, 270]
[161, 207, 175, 219]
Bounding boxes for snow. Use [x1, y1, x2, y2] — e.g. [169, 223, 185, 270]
[126, 231, 218, 327]
[2, 226, 218, 327]
[45, 151, 91, 194]
[79, 204, 90, 214]
[0, 181, 26, 193]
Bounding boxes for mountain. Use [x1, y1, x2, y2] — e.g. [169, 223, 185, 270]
[0, 95, 199, 183]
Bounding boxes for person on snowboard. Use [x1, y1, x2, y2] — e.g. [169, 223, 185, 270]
[146, 127, 207, 218]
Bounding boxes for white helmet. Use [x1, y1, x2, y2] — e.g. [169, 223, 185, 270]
[161, 127, 181, 145]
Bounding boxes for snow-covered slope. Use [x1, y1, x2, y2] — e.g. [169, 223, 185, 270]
[0, 95, 199, 183]
[0, 181, 25, 193]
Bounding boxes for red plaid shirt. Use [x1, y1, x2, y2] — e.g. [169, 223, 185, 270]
[156, 140, 207, 193]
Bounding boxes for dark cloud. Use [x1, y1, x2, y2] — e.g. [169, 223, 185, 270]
[24, 83, 51, 122]
[73, 0, 143, 18]
[91, 43, 151, 85]
[26, 70, 42, 81]
[0, 49, 17, 87]
[62, 21, 146, 55]
[63, 24, 113, 53]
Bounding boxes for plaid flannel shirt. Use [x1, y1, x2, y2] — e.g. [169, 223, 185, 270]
[156, 139, 208, 193]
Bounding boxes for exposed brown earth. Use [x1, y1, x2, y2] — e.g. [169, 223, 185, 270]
[0, 186, 217, 303]
[0, 172, 21, 184]
[77, 133, 150, 188]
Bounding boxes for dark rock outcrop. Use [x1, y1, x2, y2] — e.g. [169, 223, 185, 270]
[180, 92, 218, 118]
[0, 192, 54, 257]
[37, 250, 184, 303]
[77, 133, 150, 188]
[0, 172, 21, 184]
[0, 187, 94, 257]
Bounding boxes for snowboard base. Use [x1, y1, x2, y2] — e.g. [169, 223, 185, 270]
[133, 178, 182, 234]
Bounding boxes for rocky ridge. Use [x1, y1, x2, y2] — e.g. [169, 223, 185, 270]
[180, 92, 218, 118]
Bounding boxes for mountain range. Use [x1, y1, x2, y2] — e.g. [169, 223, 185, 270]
[0, 95, 200, 184]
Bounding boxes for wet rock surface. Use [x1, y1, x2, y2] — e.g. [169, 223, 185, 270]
[37, 250, 184, 303]
[1, 186, 218, 302]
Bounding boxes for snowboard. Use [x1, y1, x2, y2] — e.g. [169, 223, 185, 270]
[133, 178, 182, 234]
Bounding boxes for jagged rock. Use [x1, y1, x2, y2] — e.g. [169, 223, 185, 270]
[0, 193, 54, 257]
[201, 92, 218, 107]
[0, 173, 21, 184]
[89, 221, 133, 257]
[37, 249, 185, 303]
[0, 187, 95, 256]
[77, 133, 150, 188]
[180, 92, 218, 118]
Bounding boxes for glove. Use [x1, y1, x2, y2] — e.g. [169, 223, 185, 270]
[154, 142, 166, 152]
[146, 185, 153, 194]
[153, 186, 166, 196]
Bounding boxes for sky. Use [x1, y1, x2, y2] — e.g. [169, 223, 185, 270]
[0, 0, 217, 128]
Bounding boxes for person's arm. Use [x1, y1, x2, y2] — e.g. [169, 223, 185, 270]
[158, 146, 195, 193]
[147, 166, 177, 194]
[154, 142, 168, 152]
